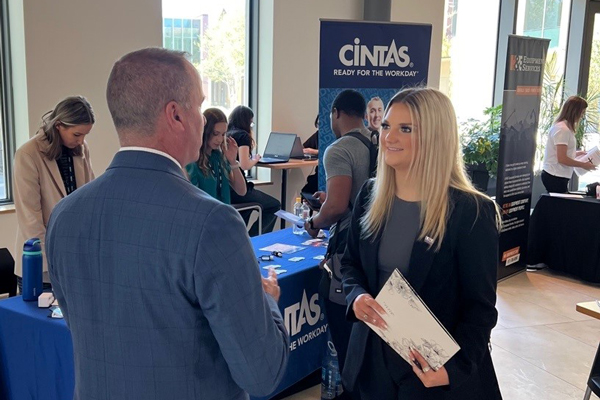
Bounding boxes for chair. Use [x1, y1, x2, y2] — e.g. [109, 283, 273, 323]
[0, 248, 17, 297]
[584, 344, 600, 400]
[232, 202, 262, 236]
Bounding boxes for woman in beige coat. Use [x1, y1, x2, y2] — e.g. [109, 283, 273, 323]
[14, 96, 95, 291]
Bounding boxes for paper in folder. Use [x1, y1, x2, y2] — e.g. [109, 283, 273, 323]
[574, 146, 600, 176]
[365, 269, 460, 371]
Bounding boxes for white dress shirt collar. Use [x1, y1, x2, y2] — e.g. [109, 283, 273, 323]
[119, 147, 182, 170]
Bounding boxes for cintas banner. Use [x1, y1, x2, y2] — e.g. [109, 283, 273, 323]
[496, 35, 550, 280]
[318, 20, 432, 189]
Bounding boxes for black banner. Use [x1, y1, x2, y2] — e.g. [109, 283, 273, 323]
[496, 35, 549, 280]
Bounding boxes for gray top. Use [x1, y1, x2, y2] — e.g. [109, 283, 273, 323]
[377, 196, 421, 289]
[323, 127, 372, 206]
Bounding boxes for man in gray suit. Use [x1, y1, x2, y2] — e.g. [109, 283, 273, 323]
[46, 48, 289, 400]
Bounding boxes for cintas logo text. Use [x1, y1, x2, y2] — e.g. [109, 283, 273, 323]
[339, 38, 412, 68]
[284, 290, 321, 336]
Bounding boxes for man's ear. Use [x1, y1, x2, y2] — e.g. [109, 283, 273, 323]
[165, 101, 184, 130]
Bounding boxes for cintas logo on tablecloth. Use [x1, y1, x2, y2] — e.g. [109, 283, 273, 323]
[284, 290, 328, 352]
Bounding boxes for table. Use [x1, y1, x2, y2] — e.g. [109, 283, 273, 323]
[576, 301, 600, 400]
[257, 160, 318, 229]
[527, 194, 600, 282]
[0, 229, 328, 400]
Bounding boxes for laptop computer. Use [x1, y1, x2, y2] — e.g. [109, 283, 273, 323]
[290, 136, 317, 160]
[258, 132, 297, 164]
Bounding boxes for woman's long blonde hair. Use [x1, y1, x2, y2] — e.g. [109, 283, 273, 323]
[360, 87, 500, 250]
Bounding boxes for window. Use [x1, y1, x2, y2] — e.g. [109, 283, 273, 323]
[440, 0, 501, 123]
[0, 0, 13, 203]
[162, 0, 250, 115]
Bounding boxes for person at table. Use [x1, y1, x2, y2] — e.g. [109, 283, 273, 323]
[186, 108, 247, 203]
[13, 96, 95, 293]
[301, 114, 319, 194]
[542, 96, 596, 193]
[304, 89, 373, 400]
[341, 87, 502, 400]
[46, 48, 288, 400]
[227, 105, 280, 236]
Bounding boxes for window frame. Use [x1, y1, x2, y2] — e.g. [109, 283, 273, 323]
[0, 0, 15, 205]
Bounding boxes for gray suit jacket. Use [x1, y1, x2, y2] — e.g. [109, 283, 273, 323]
[47, 150, 289, 400]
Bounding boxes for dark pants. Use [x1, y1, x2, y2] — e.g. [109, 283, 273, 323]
[541, 170, 570, 193]
[231, 187, 280, 237]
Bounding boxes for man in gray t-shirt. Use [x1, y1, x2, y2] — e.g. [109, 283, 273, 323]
[323, 127, 372, 207]
[304, 89, 373, 237]
[303, 90, 372, 400]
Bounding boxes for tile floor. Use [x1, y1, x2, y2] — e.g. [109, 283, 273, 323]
[283, 268, 600, 400]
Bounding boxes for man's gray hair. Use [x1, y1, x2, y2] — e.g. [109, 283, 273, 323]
[106, 47, 195, 135]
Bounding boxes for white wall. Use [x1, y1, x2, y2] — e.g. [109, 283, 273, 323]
[0, 0, 162, 251]
[391, 0, 444, 88]
[257, 0, 364, 212]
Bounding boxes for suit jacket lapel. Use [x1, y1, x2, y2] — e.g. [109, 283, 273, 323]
[406, 238, 437, 293]
[41, 152, 67, 198]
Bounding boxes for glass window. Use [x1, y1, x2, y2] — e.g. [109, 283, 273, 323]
[0, 1, 12, 203]
[162, 0, 249, 115]
[440, 0, 501, 123]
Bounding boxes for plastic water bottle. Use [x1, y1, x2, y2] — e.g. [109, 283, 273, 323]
[22, 238, 43, 302]
[293, 197, 305, 235]
[321, 341, 343, 399]
[301, 200, 311, 223]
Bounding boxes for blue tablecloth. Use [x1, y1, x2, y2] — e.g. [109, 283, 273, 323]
[0, 228, 328, 400]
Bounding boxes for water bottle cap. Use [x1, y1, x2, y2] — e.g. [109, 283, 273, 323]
[23, 238, 42, 254]
[327, 341, 337, 356]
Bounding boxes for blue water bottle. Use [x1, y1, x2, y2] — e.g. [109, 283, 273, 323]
[22, 238, 43, 301]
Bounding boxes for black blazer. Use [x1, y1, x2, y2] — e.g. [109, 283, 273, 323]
[341, 180, 502, 399]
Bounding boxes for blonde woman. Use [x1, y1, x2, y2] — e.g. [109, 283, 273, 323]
[340, 88, 502, 400]
[14, 96, 95, 291]
[542, 96, 595, 193]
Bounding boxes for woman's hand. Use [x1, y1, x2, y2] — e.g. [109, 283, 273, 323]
[576, 150, 588, 157]
[409, 348, 450, 388]
[304, 148, 318, 155]
[581, 160, 597, 171]
[352, 293, 387, 329]
[225, 137, 239, 164]
[251, 154, 262, 162]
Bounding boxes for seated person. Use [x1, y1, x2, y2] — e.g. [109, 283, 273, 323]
[227, 105, 281, 236]
[302, 114, 319, 194]
[186, 108, 247, 203]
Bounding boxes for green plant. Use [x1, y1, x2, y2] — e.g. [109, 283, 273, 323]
[460, 104, 502, 178]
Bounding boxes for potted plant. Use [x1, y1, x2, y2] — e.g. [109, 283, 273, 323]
[460, 105, 501, 192]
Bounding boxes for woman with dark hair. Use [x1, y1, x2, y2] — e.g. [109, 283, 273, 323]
[13, 96, 95, 291]
[341, 88, 502, 399]
[227, 105, 280, 236]
[542, 96, 596, 193]
[186, 108, 246, 203]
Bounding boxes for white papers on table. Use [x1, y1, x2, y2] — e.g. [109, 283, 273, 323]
[366, 269, 460, 371]
[275, 210, 304, 227]
[259, 243, 306, 254]
[548, 192, 584, 199]
[575, 146, 600, 176]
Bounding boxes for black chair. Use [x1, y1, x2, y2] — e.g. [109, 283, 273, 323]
[584, 344, 600, 400]
[232, 202, 263, 235]
[0, 248, 17, 297]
